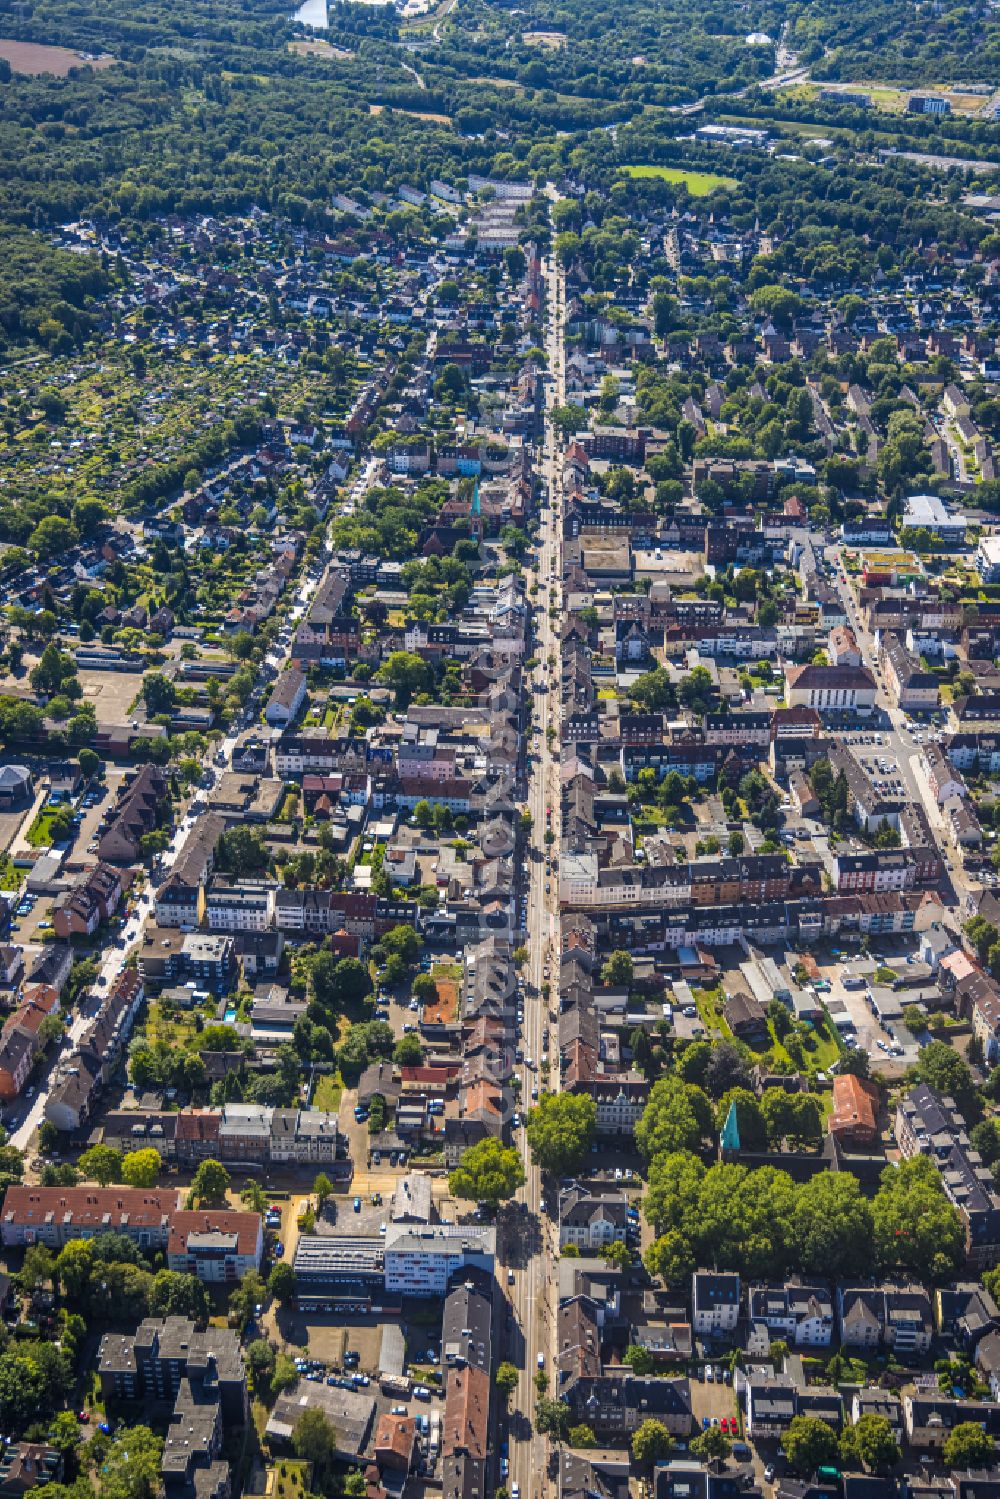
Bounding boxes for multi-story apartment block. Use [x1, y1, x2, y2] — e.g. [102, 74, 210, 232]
[166, 1211, 263, 1283]
[383, 1225, 495, 1296]
[747, 1281, 834, 1347]
[204, 882, 274, 933]
[692, 1271, 740, 1336]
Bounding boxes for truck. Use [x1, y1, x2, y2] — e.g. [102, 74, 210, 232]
[429, 1411, 441, 1458]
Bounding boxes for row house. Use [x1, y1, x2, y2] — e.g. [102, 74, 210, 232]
[273, 735, 369, 777]
[154, 814, 225, 929]
[563, 1374, 692, 1439]
[838, 1282, 934, 1353]
[692, 1271, 741, 1335]
[895, 1083, 1000, 1267]
[204, 882, 275, 933]
[44, 968, 144, 1132]
[1, 1185, 180, 1250]
[702, 712, 771, 747]
[903, 1393, 1000, 1450]
[923, 743, 968, 804]
[954, 968, 1000, 1065]
[833, 850, 917, 894]
[98, 765, 168, 863]
[52, 863, 122, 938]
[879, 632, 940, 712]
[744, 1375, 842, 1441]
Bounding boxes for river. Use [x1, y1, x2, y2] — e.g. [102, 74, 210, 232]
[293, 0, 328, 27]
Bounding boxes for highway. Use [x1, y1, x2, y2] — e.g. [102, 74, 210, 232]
[507, 248, 565, 1499]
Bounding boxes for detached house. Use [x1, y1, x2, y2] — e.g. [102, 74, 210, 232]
[559, 1186, 630, 1251]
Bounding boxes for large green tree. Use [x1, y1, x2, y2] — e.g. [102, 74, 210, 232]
[632, 1419, 674, 1466]
[449, 1138, 525, 1208]
[841, 1413, 900, 1474]
[525, 1093, 596, 1175]
[942, 1422, 995, 1469]
[99, 1425, 163, 1499]
[78, 1144, 122, 1186]
[872, 1155, 964, 1281]
[784, 1415, 839, 1476]
[120, 1148, 161, 1188]
[190, 1158, 230, 1205]
[635, 1077, 710, 1159]
[794, 1172, 874, 1279]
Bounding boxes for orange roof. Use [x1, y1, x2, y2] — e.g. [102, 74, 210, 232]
[830, 1074, 879, 1138]
[442, 1364, 489, 1459]
[175, 1110, 221, 1142]
[167, 1209, 260, 1258]
[374, 1414, 415, 1462]
[3, 1186, 180, 1229]
[463, 1081, 501, 1118]
[20, 984, 59, 1014]
[941, 950, 976, 983]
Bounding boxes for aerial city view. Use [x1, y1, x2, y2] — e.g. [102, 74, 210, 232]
[10, 2, 1000, 1499]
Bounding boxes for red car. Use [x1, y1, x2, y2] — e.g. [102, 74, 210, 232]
[77, 1412, 89, 1424]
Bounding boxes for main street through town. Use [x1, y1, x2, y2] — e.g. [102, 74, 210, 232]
[507, 248, 565, 1499]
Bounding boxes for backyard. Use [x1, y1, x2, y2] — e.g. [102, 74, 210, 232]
[311, 1072, 343, 1112]
[695, 983, 843, 1075]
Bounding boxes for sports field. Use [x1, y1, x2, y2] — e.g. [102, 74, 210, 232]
[621, 165, 737, 194]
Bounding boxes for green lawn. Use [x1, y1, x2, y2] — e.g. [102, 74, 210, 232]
[620, 165, 737, 194]
[312, 1072, 343, 1112]
[696, 986, 842, 1074]
[695, 986, 730, 1038]
[269, 1461, 311, 1499]
[144, 995, 217, 1049]
[26, 808, 71, 848]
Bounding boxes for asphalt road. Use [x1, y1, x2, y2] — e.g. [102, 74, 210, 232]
[507, 250, 565, 1499]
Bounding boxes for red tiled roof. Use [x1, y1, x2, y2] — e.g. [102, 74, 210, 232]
[2, 1186, 180, 1229]
[175, 1110, 222, 1142]
[167, 1210, 260, 1258]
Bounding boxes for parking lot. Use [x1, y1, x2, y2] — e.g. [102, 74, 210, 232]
[811, 942, 921, 1067]
[689, 1365, 739, 1436]
[75, 771, 122, 853]
[277, 1314, 387, 1371]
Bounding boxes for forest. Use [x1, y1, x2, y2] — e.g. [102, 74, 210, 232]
[0, 0, 997, 357]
